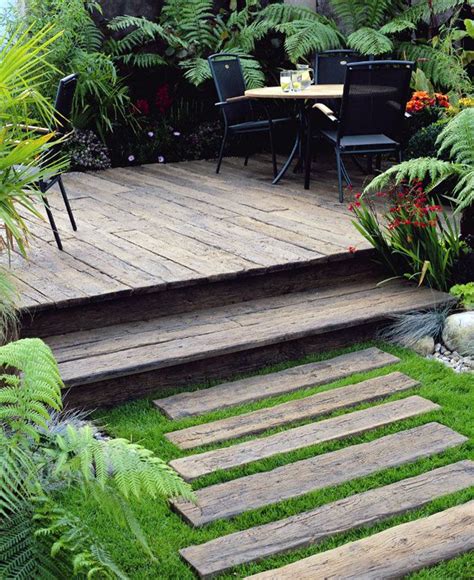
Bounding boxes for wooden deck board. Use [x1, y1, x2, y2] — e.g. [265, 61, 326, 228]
[180, 460, 474, 578]
[171, 423, 467, 526]
[246, 500, 474, 579]
[2, 158, 370, 311]
[169, 396, 439, 481]
[154, 347, 399, 420]
[165, 372, 419, 450]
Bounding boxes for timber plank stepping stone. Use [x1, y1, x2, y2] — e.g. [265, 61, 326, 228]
[166, 371, 419, 449]
[180, 460, 474, 578]
[170, 396, 439, 481]
[171, 423, 467, 526]
[246, 499, 474, 579]
[155, 347, 399, 419]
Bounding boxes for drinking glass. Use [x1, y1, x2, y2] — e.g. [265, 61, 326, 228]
[280, 70, 291, 93]
[296, 64, 314, 89]
[291, 70, 303, 92]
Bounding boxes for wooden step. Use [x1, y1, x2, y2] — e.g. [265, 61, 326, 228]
[171, 423, 467, 526]
[247, 500, 474, 579]
[170, 396, 439, 481]
[155, 347, 399, 419]
[166, 372, 419, 450]
[48, 276, 451, 407]
[180, 460, 474, 578]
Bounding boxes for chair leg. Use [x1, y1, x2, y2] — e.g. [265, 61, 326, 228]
[375, 154, 382, 172]
[58, 176, 77, 231]
[216, 128, 228, 174]
[304, 117, 312, 190]
[268, 124, 278, 179]
[398, 149, 403, 163]
[335, 149, 344, 203]
[43, 195, 63, 251]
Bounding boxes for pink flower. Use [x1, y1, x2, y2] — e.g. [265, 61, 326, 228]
[348, 245, 357, 254]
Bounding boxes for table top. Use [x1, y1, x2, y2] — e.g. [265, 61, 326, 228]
[244, 84, 344, 100]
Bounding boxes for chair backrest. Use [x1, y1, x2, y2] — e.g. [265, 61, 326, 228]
[53, 74, 78, 136]
[313, 50, 367, 84]
[208, 53, 252, 125]
[337, 60, 414, 142]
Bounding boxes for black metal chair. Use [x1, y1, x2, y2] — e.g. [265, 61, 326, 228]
[313, 50, 368, 85]
[305, 60, 414, 202]
[37, 74, 79, 250]
[208, 53, 290, 175]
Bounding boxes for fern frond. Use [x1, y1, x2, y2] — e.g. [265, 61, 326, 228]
[277, 20, 342, 62]
[365, 158, 461, 193]
[399, 41, 471, 91]
[51, 424, 194, 502]
[0, 339, 63, 438]
[437, 108, 474, 166]
[380, 19, 417, 35]
[348, 27, 393, 55]
[180, 57, 212, 86]
[329, 0, 366, 31]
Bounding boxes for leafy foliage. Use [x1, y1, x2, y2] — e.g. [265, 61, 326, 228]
[366, 108, 474, 211]
[13, 0, 134, 140]
[0, 26, 69, 256]
[0, 339, 193, 578]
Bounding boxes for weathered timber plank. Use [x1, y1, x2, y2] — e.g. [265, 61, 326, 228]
[171, 423, 467, 526]
[170, 396, 439, 481]
[180, 460, 474, 578]
[246, 499, 474, 579]
[155, 347, 399, 420]
[165, 372, 419, 450]
[58, 283, 449, 387]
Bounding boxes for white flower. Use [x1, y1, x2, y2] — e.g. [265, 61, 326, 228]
[173, 131, 181, 137]
[148, 131, 154, 138]
[128, 155, 135, 162]
[158, 156, 165, 163]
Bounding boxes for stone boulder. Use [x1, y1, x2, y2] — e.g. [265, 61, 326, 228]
[442, 312, 474, 356]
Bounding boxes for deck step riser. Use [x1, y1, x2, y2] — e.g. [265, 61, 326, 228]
[180, 460, 474, 578]
[247, 500, 474, 579]
[171, 423, 467, 526]
[62, 320, 386, 408]
[21, 252, 376, 338]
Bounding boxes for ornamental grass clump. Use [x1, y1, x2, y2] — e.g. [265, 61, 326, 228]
[350, 182, 464, 291]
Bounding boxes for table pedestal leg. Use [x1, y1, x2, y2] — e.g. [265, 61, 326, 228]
[272, 101, 306, 185]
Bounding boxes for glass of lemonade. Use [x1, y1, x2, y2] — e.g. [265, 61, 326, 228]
[296, 64, 314, 89]
[280, 70, 291, 92]
[291, 70, 303, 92]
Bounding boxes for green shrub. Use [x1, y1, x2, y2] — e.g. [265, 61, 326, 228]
[405, 121, 448, 160]
[450, 283, 474, 309]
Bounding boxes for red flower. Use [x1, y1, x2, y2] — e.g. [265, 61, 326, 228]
[155, 84, 173, 114]
[348, 245, 357, 254]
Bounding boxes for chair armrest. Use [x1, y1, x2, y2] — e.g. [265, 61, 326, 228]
[312, 103, 338, 122]
[215, 95, 249, 107]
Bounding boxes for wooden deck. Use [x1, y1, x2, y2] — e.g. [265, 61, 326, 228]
[6, 155, 370, 313]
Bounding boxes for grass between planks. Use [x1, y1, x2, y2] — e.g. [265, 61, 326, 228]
[58, 341, 474, 579]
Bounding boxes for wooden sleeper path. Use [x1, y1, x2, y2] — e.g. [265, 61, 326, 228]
[170, 395, 439, 481]
[246, 500, 474, 579]
[155, 347, 399, 419]
[166, 371, 419, 450]
[171, 422, 467, 526]
[180, 460, 474, 578]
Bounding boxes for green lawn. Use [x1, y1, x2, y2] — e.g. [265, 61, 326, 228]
[59, 341, 474, 579]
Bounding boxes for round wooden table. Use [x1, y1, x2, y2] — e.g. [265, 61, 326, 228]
[244, 85, 344, 185]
